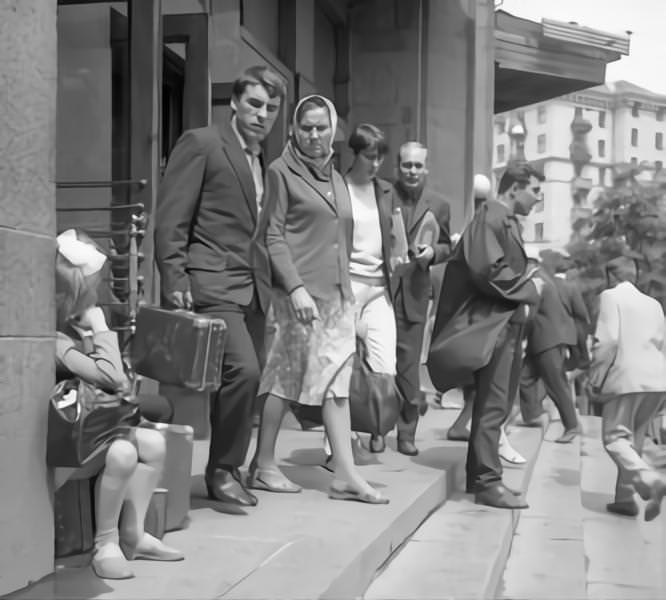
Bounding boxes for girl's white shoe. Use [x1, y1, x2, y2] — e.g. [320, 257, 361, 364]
[499, 427, 526, 464]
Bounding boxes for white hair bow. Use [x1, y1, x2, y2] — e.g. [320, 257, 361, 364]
[56, 229, 106, 276]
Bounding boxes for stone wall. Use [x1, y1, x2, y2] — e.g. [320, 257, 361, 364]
[0, 1, 57, 594]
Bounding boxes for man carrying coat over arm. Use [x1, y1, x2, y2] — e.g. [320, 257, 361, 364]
[428, 162, 544, 509]
[154, 65, 286, 508]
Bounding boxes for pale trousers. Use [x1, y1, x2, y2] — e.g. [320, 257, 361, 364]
[602, 392, 665, 502]
[323, 278, 396, 456]
[351, 278, 396, 376]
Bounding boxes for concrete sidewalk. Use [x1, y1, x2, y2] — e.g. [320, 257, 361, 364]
[11, 403, 466, 600]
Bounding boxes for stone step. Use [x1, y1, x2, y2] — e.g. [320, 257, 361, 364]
[364, 421, 547, 600]
[9, 407, 464, 600]
[579, 415, 665, 600]
[498, 422, 586, 599]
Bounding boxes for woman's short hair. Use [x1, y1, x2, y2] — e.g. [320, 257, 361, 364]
[295, 95, 329, 125]
[348, 123, 389, 156]
[55, 230, 106, 330]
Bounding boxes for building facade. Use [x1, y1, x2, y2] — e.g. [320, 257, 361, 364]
[1, 1, 625, 594]
[493, 80, 666, 251]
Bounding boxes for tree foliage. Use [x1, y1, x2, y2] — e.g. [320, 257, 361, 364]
[566, 168, 666, 315]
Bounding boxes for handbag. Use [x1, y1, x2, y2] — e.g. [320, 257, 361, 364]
[290, 292, 401, 436]
[47, 378, 141, 468]
[427, 298, 514, 393]
[348, 336, 401, 436]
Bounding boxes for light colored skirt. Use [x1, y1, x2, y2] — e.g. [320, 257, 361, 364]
[259, 290, 355, 406]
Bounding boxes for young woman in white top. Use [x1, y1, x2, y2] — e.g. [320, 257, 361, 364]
[322, 124, 398, 460]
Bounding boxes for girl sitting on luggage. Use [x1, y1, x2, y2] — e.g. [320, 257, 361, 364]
[54, 229, 183, 579]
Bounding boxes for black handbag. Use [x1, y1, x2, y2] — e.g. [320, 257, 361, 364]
[47, 378, 141, 468]
[290, 336, 401, 436]
[348, 336, 401, 436]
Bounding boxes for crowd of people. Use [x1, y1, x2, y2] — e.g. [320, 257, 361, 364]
[51, 63, 666, 581]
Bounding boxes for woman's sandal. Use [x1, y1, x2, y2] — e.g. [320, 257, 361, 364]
[328, 485, 389, 505]
[247, 466, 302, 493]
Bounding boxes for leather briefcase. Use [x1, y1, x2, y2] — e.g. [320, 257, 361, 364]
[131, 307, 226, 392]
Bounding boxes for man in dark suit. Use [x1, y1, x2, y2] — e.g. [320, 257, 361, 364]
[370, 141, 451, 456]
[154, 65, 286, 507]
[519, 259, 581, 442]
[430, 162, 544, 509]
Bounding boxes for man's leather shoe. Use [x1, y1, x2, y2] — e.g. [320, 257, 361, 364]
[555, 426, 579, 444]
[606, 499, 639, 517]
[475, 484, 528, 509]
[467, 484, 522, 497]
[640, 477, 666, 522]
[397, 438, 419, 456]
[447, 428, 471, 442]
[206, 468, 258, 506]
[369, 435, 386, 453]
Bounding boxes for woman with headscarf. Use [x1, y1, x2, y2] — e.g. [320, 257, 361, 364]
[247, 95, 388, 504]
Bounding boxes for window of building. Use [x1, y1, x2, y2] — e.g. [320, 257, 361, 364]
[632, 102, 641, 117]
[598, 139, 606, 157]
[598, 167, 607, 186]
[656, 132, 663, 150]
[537, 134, 546, 154]
[630, 156, 638, 165]
[496, 117, 506, 134]
[658, 108, 665, 122]
[598, 110, 606, 128]
[534, 222, 544, 241]
[496, 144, 505, 163]
[537, 105, 547, 124]
[631, 128, 639, 147]
[574, 106, 583, 117]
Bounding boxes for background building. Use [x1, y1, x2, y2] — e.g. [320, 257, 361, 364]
[493, 80, 666, 252]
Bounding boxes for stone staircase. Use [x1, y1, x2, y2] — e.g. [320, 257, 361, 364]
[365, 415, 666, 600]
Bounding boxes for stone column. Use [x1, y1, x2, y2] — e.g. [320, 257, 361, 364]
[0, 1, 57, 594]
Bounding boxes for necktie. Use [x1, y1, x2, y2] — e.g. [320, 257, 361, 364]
[244, 148, 264, 213]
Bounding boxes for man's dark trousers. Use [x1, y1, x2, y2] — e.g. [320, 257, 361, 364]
[467, 319, 524, 493]
[199, 294, 265, 476]
[395, 312, 427, 440]
[520, 345, 577, 430]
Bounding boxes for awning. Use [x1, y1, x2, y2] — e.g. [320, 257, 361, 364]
[494, 11, 629, 113]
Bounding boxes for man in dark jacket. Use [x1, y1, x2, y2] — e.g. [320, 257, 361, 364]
[370, 141, 451, 456]
[154, 66, 286, 507]
[519, 259, 581, 442]
[430, 162, 544, 509]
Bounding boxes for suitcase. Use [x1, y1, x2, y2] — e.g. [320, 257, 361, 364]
[142, 421, 194, 531]
[54, 478, 95, 559]
[143, 487, 168, 539]
[131, 306, 227, 392]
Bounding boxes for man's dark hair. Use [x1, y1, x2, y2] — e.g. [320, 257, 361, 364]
[232, 65, 286, 100]
[348, 123, 389, 156]
[605, 256, 638, 286]
[497, 162, 545, 195]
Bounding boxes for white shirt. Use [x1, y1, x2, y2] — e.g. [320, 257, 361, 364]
[347, 180, 384, 280]
[231, 117, 264, 214]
